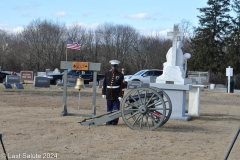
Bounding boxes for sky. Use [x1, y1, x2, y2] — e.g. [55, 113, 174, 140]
[0, 0, 208, 37]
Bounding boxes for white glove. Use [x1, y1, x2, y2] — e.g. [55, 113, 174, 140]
[118, 97, 122, 101]
[102, 95, 106, 98]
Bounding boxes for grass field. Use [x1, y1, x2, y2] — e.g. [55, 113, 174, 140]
[0, 84, 240, 160]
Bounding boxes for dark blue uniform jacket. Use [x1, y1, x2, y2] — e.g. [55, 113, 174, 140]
[102, 69, 124, 100]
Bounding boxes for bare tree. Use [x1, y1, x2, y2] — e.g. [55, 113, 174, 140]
[95, 23, 138, 72]
[129, 34, 171, 73]
[1, 20, 194, 75]
[178, 19, 194, 42]
[21, 19, 66, 71]
[0, 30, 10, 70]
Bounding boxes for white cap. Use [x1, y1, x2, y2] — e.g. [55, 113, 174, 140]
[109, 60, 120, 65]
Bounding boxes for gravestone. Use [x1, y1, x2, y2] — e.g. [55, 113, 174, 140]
[88, 82, 93, 88]
[2, 83, 12, 89]
[66, 75, 78, 87]
[14, 83, 24, 89]
[56, 76, 81, 87]
[56, 82, 63, 86]
[34, 76, 50, 88]
[6, 75, 20, 84]
[89, 81, 99, 88]
[46, 69, 51, 74]
[98, 79, 103, 89]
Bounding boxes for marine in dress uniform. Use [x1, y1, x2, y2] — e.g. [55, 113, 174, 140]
[102, 60, 124, 125]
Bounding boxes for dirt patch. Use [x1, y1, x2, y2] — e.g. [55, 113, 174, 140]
[0, 85, 239, 160]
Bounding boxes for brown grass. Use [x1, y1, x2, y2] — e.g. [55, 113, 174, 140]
[0, 84, 240, 160]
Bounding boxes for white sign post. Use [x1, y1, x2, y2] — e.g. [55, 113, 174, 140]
[226, 66, 233, 93]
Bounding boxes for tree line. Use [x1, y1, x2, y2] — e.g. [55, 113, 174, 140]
[0, 19, 175, 75]
[189, 0, 240, 85]
[0, 0, 240, 86]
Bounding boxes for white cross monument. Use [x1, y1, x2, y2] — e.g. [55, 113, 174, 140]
[167, 25, 184, 66]
[151, 24, 192, 120]
[156, 24, 189, 85]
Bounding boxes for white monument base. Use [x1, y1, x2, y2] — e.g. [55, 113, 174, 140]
[156, 66, 186, 85]
[187, 85, 204, 116]
[150, 83, 192, 120]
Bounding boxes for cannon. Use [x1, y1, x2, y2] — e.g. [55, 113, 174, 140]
[80, 87, 172, 131]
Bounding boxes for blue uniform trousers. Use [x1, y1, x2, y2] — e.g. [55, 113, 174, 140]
[106, 100, 120, 125]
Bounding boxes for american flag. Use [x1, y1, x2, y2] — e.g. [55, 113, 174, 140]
[67, 39, 81, 50]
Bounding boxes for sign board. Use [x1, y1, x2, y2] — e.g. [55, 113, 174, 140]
[20, 71, 34, 82]
[226, 67, 233, 76]
[72, 62, 89, 70]
[60, 61, 101, 71]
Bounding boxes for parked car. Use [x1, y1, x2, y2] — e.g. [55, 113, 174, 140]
[125, 69, 163, 84]
[0, 71, 10, 83]
[45, 69, 105, 85]
[124, 75, 133, 81]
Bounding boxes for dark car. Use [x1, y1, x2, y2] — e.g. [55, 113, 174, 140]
[45, 69, 105, 85]
[0, 71, 10, 83]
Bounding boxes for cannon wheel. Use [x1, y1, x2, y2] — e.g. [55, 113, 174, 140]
[150, 87, 172, 126]
[121, 88, 166, 131]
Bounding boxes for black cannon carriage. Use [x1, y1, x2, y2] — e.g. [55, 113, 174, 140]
[80, 87, 172, 131]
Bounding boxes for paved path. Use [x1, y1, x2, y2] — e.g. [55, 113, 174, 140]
[205, 88, 240, 93]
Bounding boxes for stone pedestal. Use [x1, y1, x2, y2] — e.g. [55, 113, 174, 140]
[187, 85, 204, 116]
[156, 66, 186, 85]
[150, 83, 192, 120]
